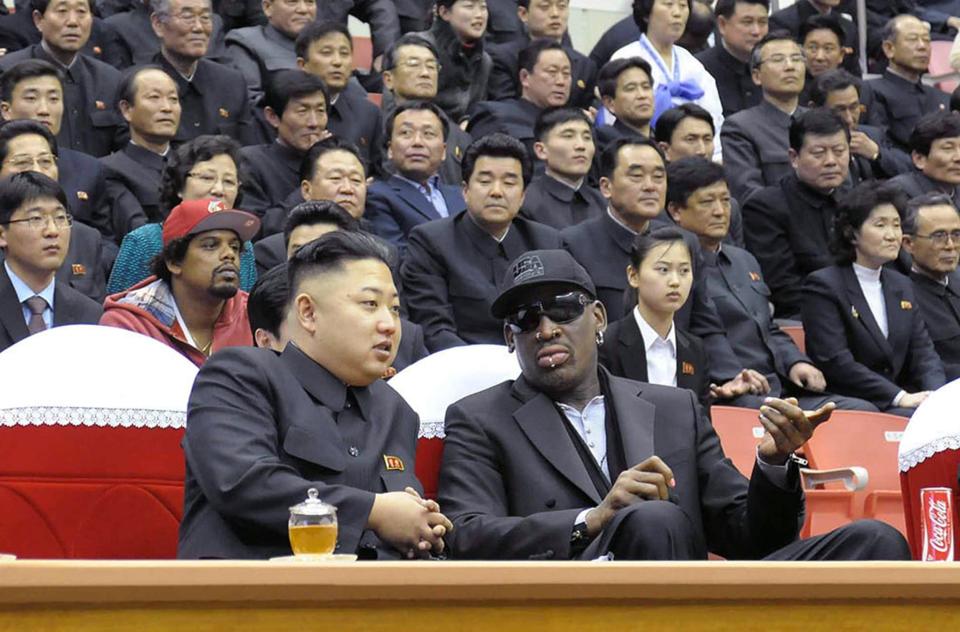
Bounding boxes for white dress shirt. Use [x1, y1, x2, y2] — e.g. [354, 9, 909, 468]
[5, 261, 55, 330]
[633, 307, 678, 387]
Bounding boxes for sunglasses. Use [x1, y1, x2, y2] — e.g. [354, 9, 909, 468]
[506, 292, 591, 333]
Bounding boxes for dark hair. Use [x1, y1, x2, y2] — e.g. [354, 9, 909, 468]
[283, 200, 359, 247]
[633, 0, 693, 33]
[0, 119, 58, 164]
[299, 136, 365, 183]
[788, 107, 849, 152]
[597, 57, 652, 100]
[598, 136, 665, 180]
[30, 0, 92, 16]
[628, 226, 692, 269]
[903, 192, 958, 235]
[0, 59, 63, 103]
[288, 230, 392, 294]
[294, 20, 352, 61]
[382, 33, 439, 71]
[750, 29, 798, 72]
[461, 133, 532, 187]
[158, 135, 244, 222]
[533, 107, 592, 142]
[653, 103, 714, 144]
[385, 100, 449, 141]
[518, 39, 569, 76]
[714, 0, 769, 19]
[666, 156, 726, 208]
[909, 111, 960, 156]
[149, 235, 192, 284]
[248, 263, 289, 339]
[832, 180, 907, 264]
[115, 64, 168, 110]
[0, 171, 67, 224]
[264, 70, 329, 118]
[799, 13, 846, 48]
[808, 68, 861, 106]
[952, 84, 960, 113]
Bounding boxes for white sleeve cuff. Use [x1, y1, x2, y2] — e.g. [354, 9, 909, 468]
[893, 390, 907, 407]
[575, 508, 593, 526]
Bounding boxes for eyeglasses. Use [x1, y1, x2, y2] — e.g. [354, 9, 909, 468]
[506, 292, 590, 333]
[914, 229, 960, 246]
[187, 171, 239, 190]
[5, 212, 73, 230]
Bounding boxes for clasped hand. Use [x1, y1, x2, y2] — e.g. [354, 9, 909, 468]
[369, 487, 453, 558]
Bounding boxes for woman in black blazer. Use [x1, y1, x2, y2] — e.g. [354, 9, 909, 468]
[802, 182, 946, 416]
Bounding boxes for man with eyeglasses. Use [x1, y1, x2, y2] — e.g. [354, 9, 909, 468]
[437, 247, 910, 562]
[903, 192, 960, 380]
[721, 31, 807, 204]
[0, 171, 101, 353]
[890, 111, 960, 203]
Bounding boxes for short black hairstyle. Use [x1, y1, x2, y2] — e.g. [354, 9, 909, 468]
[832, 180, 906, 264]
[0, 119, 58, 164]
[264, 70, 329, 118]
[909, 111, 960, 157]
[299, 136, 365, 183]
[666, 156, 726, 208]
[750, 29, 798, 72]
[294, 20, 352, 60]
[283, 200, 359, 248]
[0, 59, 63, 103]
[653, 103, 714, 144]
[903, 192, 958, 235]
[633, 0, 693, 33]
[799, 13, 846, 48]
[518, 38, 570, 76]
[115, 64, 168, 110]
[30, 0, 93, 16]
[288, 229, 392, 295]
[158, 134, 244, 222]
[714, 0, 769, 19]
[808, 68, 861, 106]
[461, 133, 533, 187]
[952, 84, 960, 113]
[533, 107, 592, 142]
[0, 171, 67, 224]
[788, 107, 849, 152]
[628, 226, 692, 270]
[383, 33, 440, 72]
[248, 263, 289, 339]
[385, 100, 450, 142]
[597, 57, 653, 100]
[598, 136, 665, 180]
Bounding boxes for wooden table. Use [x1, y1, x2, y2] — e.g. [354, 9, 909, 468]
[2, 560, 960, 631]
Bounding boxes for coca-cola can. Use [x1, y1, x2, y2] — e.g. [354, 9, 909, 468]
[921, 487, 954, 562]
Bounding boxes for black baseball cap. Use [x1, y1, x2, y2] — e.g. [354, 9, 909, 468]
[490, 250, 597, 318]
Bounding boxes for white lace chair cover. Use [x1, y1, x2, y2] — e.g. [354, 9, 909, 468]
[898, 378, 960, 472]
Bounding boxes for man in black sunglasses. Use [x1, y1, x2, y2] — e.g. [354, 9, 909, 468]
[437, 248, 910, 562]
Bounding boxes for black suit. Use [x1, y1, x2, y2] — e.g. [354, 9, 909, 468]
[100, 143, 164, 234]
[0, 264, 102, 353]
[587, 15, 640, 69]
[847, 124, 914, 185]
[365, 174, 467, 252]
[486, 38, 597, 110]
[695, 43, 761, 118]
[594, 119, 647, 157]
[315, 0, 400, 59]
[863, 70, 949, 151]
[467, 98, 541, 170]
[0, 11, 120, 67]
[178, 343, 423, 559]
[379, 95, 472, 186]
[910, 269, 960, 381]
[400, 213, 561, 351]
[105, 2, 230, 69]
[30, 222, 108, 304]
[58, 148, 115, 248]
[239, 142, 303, 218]
[802, 265, 946, 411]
[327, 82, 384, 176]
[519, 174, 606, 230]
[769, 1, 861, 77]
[599, 313, 710, 406]
[484, 0, 524, 46]
[888, 170, 960, 202]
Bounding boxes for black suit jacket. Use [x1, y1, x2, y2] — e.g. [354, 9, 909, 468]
[100, 143, 163, 234]
[695, 42, 761, 118]
[58, 148, 115, 247]
[105, 2, 230, 69]
[594, 118, 647, 158]
[438, 368, 803, 560]
[467, 98, 541, 171]
[315, 0, 400, 58]
[486, 38, 597, 109]
[328, 81, 384, 175]
[888, 170, 960, 202]
[365, 174, 467, 252]
[239, 142, 303, 217]
[599, 312, 710, 406]
[178, 343, 423, 559]
[0, 264, 103, 352]
[587, 15, 640, 69]
[802, 265, 946, 408]
[910, 269, 960, 381]
[847, 124, 914, 185]
[519, 174, 606, 230]
[862, 70, 949, 151]
[379, 96, 472, 186]
[768, 2, 861, 77]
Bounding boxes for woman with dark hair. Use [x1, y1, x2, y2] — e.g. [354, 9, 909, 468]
[802, 181, 946, 416]
[106, 135, 258, 294]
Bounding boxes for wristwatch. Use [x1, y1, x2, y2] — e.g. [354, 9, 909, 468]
[571, 520, 591, 551]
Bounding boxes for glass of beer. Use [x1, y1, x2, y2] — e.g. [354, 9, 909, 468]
[288, 488, 338, 557]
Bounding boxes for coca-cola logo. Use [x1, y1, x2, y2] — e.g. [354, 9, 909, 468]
[928, 499, 951, 553]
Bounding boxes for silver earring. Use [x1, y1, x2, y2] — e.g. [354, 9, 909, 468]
[535, 331, 543, 342]
[596, 330, 604, 346]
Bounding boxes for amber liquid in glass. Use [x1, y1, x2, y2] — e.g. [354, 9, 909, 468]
[289, 524, 338, 555]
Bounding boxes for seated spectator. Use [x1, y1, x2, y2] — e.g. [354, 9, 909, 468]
[864, 1, 959, 71]
[772, 1, 859, 77]
[106, 0, 229, 69]
[0, 0, 118, 67]
[695, 0, 767, 118]
[295, 21, 384, 170]
[903, 192, 960, 380]
[101, 65, 181, 236]
[722, 31, 807, 203]
[0, 0, 121, 157]
[365, 101, 467, 252]
[669, 155, 876, 411]
[889, 111, 960, 202]
[401, 133, 561, 351]
[595, 57, 655, 153]
[0, 172, 101, 352]
[484, 0, 524, 46]
[808, 69, 914, 184]
[380, 33, 472, 184]
[414, 0, 492, 122]
[106, 134, 258, 294]
[315, 0, 400, 68]
[0, 119, 107, 301]
[803, 181, 946, 416]
[522, 107, 605, 229]
[863, 15, 948, 152]
[468, 39, 572, 165]
[610, 0, 724, 159]
[101, 197, 260, 366]
[743, 108, 850, 319]
[247, 261, 289, 352]
[225, 0, 316, 107]
[599, 227, 710, 406]
[239, 70, 329, 217]
[486, 0, 597, 109]
[799, 14, 851, 104]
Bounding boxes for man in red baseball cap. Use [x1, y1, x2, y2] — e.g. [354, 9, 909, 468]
[100, 198, 261, 366]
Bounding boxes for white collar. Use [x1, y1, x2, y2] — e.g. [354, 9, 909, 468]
[633, 306, 676, 353]
[853, 262, 882, 283]
[607, 207, 639, 235]
[4, 261, 55, 308]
